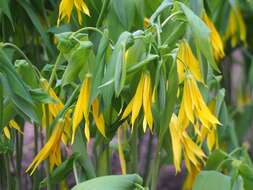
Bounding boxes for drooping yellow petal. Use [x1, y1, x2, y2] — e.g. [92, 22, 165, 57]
[177, 41, 203, 83]
[3, 127, 10, 139]
[26, 119, 64, 175]
[122, 98, 134, 119]
[9, 120, 24, 135]
[169, 114, 182, 173]
[182, 166, 199, 190]
[72, 77, 91, 143]
[92, 98, 106, 137]
[143, 73, 153, 131]
[225, 8, 247, 47]
[131, 74, 145, 126]
[40, 79, 64, 118]
[57, 0, 90, 25]
[202, 13, 225, 60]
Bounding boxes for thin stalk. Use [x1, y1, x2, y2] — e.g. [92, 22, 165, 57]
[48, 53, 62, 87]
[150, 132, 165, 190]
[143, 133, 153, 185]
[4, 154, 11, 190]
[96, 0, 110, 27]
[130, 125, 138, 173]
[0, 74, 3, 132]
[45, 105, 52, 190]
[32, 125, 39, 190]
[16, 132, 22, 190]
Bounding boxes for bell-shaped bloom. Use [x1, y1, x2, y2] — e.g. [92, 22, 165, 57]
[202, 13, 225, 60]
[26, 119, 65, 175]
[122, 72, 153, 132]
[3, 120, 23, 139]
[41, 79, 71, 144]
[169, 114, 205, 173]
[225, 8, 246, 47]
[178, 74, 220, 131]
[177, 41, 203, 84]
[57, 0, 90, 25]
[72, 76, 91, 143]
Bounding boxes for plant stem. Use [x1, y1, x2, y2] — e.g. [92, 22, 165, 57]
[45, 105, 52, 190]
[143, 133, 153, 185]
[130, 125, 138, 173]
[96, 0, 110, 27]
[49, 53, 62, 87]
[0, 74, 3, 133]
[4, 154, 11, 190]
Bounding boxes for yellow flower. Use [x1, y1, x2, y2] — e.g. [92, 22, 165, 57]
[144, 17, 150, 28]
[57, 0, 90, 25]
[178, 74, 220, 131]
[72, 76, 91, 143]
[92, 98, 106, 137]
[3, 120, 23, 139]
[198, 100, 219, 152]
[177, 40, 203, 84]
[182, 166, 199, 190]
[41, 79, 71, 144]
[225, 8, 246, 47]
[122, 72, 153, 131]
[26, 119, 65, 175]
[202, 13, 225, 60]
[169, 114, 205, 173]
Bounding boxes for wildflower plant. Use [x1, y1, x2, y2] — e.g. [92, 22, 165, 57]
[1, 0, 253, 190]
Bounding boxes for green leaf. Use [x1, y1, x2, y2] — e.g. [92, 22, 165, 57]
[205, 149, 228, 170]
[111, 0, 136, 30]
[160, 56, 178, 135]
[15, 59, 39, 89]
[193, 171, 231, 190]
[179, 2, 220, 72]
[150, 0, 173, 23]
[0, 0, 13, 27]
[62, 40, 93, 86]
[72, 174, 143, 190]
[40, 153, 81, 188]
[18, 0, 54, 56]
[101, 32, 132, 107]
[72, 128, 96, 179]
[30, 88, 57, 104]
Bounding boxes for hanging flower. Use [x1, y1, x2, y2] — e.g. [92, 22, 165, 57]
[92, 98, 106, 137]
[41, 78, 71, 144]
[178, 74, 220, 132]
[122, 72, 153, 132]
[57, 0, 90, 25]
[169, 114, 206, 173]
[26, 119, 65, 175]
[225, 8, 246, 47]
[177, 40, 204, 84]
[72, 76, 91, 143]
[197, 100, 219, 152]
[3, 120, 23, 139]
[202, 13, 225, 60]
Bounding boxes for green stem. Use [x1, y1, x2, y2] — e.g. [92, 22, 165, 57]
[4, 154, 11, 190]
[143, 133, 153, 185]
[0, 74, 3, 133]
[45, 105, 52, 190]
[130, 125, 138, 173]
[16, 132, 22, 190]
[48, 53, 62, 87]
[151, 131, 165, 190]
[96, 0, 110, 27]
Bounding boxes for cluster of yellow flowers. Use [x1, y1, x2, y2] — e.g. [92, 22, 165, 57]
[19, 1, 248, 185]
[122, 72, 153, 132]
